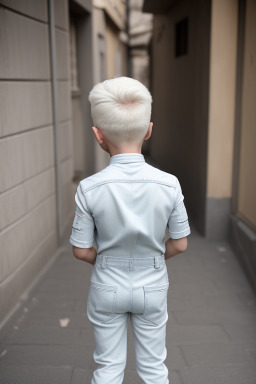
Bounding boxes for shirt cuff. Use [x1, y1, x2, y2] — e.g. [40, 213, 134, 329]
[69, 236, 94, 248]
[168, 227, 191, 239]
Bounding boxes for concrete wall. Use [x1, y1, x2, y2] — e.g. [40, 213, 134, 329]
[105, 19, 128, 78]
[70, 1, 95, 182]
[105, 19, 122, 79]
[206, 0, 238, 240]
[0, 0, 56, 324]
[229, 0, 256, 295]
[150, 0, 211, 235]
[236, 0, 256, 230]
[145, 0, 256, 292]
[92, 6, 109, 172]
[0, 0, 77, 326]
[53, 0, 74, 236]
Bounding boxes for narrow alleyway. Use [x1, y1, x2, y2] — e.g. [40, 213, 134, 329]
[0, 223, 256, 384]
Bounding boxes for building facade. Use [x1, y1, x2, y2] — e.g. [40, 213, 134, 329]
[127, 0, 153, 155]
[143, 0, 256, 293]
[92, 0, 128, 171]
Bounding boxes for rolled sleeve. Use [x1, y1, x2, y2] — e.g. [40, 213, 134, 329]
[69, 182, 95, 248]
[167, 177, 191, 239]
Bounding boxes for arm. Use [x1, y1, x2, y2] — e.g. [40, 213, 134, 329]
[165, 236, 188, 260]
[72, 245, 97, 265]
[165, 177, 191, 260]
[70, 182, 97, 265]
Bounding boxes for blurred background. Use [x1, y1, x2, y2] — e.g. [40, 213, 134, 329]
[0, 0, 255, 332]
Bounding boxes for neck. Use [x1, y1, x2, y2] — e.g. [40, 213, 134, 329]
[109, 145, 142, 157]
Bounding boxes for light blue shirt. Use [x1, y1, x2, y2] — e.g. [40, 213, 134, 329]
[69, 153, 191, 257]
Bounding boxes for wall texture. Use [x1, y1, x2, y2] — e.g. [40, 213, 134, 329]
[236, 0, 256, 231]
[150, 0, 211, 235]
[0, 0, 74, 325]
[206, 0, 238, 240]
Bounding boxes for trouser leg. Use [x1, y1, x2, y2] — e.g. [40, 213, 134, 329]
[88, 312, 128, 384]
[130, 313, 169, 384]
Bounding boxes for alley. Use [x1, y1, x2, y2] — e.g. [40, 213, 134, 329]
[0, 223, 256, 384]
[1, 0, 256, 383]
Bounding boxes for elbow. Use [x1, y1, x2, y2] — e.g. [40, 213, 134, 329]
[175, 237, 188, 253]
[72, 246, 85, 260]
[72, 246, 80, 259]
[72, 245, 92, 260]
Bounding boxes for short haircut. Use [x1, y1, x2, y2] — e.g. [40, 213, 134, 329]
[88, 76, 152, 146]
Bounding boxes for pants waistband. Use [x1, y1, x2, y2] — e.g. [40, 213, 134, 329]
[95, 253, 165, 270]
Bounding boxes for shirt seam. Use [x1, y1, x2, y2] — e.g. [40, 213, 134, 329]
[110, 161, 145, 165]
[172, 176, 180, 210]
[81, 179, 176, 193]
[84, 189, 93, 216]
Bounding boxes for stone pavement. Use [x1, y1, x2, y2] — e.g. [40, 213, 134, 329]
[1, 224, 256, 384]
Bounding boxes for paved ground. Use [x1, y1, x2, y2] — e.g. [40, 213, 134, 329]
[1, 224, 256, 384]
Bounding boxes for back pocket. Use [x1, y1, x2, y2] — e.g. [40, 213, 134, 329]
[142, 281, 169, 325]
[87, 280, 117, 323]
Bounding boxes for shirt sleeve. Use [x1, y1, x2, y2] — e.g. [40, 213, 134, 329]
[69, 182, 95, 248]
[167, 177, 191, 239]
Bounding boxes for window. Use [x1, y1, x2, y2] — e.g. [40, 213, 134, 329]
[175, 18, 189, 57]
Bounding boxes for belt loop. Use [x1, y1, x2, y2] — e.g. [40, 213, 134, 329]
[154, 256, 160, 269]
[129, 257, 134, 270]
[101, 254, 107, 269]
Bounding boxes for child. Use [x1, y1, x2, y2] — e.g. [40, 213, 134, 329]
[70, 76, 191, 384]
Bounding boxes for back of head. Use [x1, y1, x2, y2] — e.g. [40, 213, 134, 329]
[88, 76, 153, 147]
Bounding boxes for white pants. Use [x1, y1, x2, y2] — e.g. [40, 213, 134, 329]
[86, 253, 170, 384]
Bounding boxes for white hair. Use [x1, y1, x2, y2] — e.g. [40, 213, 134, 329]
[88, 76, 153, 146]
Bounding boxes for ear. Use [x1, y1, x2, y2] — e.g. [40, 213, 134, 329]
[92, 126, 104, 144]
[144, 122, 153, 141]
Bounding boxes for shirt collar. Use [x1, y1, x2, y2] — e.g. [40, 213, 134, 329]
[109, 153, 146, 165]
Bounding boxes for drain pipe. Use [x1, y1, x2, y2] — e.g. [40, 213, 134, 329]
[48, 0, 62, 245]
